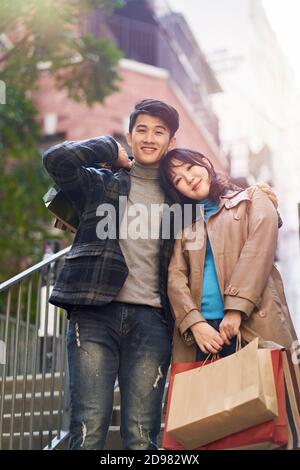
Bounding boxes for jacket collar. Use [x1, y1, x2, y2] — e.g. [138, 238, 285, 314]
[192, 188, 250, 224]
[220, 189, 245, 200]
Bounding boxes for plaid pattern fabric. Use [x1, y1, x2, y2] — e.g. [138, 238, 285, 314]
[43, 136, 175, 334]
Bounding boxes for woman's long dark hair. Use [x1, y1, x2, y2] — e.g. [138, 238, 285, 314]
[160, 148, 240, 205]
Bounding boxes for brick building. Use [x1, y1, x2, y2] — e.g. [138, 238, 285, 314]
[35, 0, 226, 171]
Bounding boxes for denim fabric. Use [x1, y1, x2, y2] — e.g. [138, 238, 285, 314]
[195, 319, 237, 361]
[67, 302, 172, 450]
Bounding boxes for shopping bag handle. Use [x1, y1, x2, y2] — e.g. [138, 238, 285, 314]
[236, 331, 242, 352]
[198, 353, 218, 371]
[198, 331, 242, 372]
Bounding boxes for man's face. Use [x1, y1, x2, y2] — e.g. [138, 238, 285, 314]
[126, 114, 176, 166]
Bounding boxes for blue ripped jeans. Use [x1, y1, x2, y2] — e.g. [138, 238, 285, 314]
[195, 319, 237, 361]
[67, 302, 172, 450]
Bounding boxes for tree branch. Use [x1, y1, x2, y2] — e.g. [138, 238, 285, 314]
[0, 32, 32, 64]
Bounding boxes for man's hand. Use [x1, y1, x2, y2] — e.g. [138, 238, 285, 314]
[257, 182, 278, 208]
[219, 310, 242, 344]
[115, 142, 133, 169]
[190, 322, 224, 355]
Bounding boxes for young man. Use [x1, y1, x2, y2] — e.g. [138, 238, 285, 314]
[43, 99, 179, 450]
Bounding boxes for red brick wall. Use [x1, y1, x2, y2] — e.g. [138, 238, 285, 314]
[35, 63, 225, 171]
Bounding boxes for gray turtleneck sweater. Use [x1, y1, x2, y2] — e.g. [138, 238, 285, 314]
[116, 161, 165, 308]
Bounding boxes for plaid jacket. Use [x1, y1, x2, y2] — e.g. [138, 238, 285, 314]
[42, 136, 175, 333]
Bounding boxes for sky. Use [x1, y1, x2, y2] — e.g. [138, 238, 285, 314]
[168, 0, 300, 90]
[262, 0, 300, 88]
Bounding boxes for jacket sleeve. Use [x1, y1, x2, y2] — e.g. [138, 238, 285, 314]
[224, 186, 278, 316]
[168, 237, 206, 339]
[42, 136, 118, 212]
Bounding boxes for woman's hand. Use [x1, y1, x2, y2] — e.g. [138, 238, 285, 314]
[190, 322, 224, 355]
[115, 142, 133, 169]
[219, 310, 242, 344]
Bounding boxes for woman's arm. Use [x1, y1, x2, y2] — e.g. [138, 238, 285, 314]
[223, 186, 278, 317]
[168, 237, 224, 352]
[168, 237, 204, 333]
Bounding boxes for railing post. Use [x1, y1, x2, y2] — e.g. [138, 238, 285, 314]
[0, 290, 11, 450]
[0, 246, 71, 450]
[19, 277, 32, 449]
[29, 272, 42, 450]
[9, 283, 23, 449]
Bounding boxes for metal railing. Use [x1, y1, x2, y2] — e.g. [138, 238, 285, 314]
[0, 247, 71, 450]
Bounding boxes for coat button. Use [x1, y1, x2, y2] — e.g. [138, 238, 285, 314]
[258, 310, 267, 318]
[230, 287, 238, 295]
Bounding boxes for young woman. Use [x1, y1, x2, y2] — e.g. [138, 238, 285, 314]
[160, 148, 297, 363]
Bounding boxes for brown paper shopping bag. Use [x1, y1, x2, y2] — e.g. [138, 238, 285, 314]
[167, 338, 278, 449]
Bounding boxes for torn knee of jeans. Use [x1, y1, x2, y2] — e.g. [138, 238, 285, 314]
[75, 322, 89, 354]
[139, 423, 144, 440]
[80, 421, 87, 448]
[138, 424, 155, 448]
[153, 365, 163, 389]
[75, 322, 81, 347]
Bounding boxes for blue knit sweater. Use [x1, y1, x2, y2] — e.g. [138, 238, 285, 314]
[200, 198, 224, 320]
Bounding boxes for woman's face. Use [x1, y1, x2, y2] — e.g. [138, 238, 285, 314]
[170, 158, 211, 200]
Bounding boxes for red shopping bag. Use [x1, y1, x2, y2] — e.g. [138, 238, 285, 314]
[282, 348, 300, 449]
[162, 350, 288, 450]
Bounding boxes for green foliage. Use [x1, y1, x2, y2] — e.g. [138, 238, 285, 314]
[0, 156, 50, 281]
[55, 34, 122, 106]
[0, 87, 40, 159]
[0, 0, 123, 282]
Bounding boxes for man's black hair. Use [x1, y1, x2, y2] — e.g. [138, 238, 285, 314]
[129, 99, 179, 138]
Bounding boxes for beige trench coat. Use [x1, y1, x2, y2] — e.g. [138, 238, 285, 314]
[168, 186, 298, 362]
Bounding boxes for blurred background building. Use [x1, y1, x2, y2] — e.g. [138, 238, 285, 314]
[169, 0, 300, 334]
[35, 0, 226, 171]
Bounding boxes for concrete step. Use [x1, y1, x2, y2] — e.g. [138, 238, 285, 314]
[110, 406, 120, 426]
[0, 430, 59, 450]
[3, 390, 62, 414]
[104, 426, 122, 450]
[1, 411, 61, 434]
[3, 406, 120, 434]
[0, 373, 63, 395]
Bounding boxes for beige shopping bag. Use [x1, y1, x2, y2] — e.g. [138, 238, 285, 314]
[167, 338, 278, 449]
